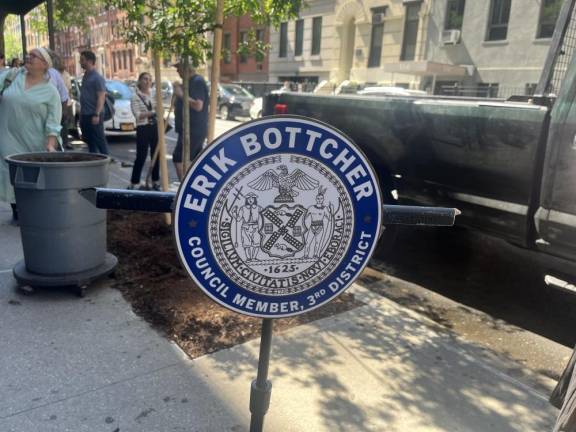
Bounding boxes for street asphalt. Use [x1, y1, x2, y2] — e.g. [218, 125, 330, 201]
[0, 124, 563, 431]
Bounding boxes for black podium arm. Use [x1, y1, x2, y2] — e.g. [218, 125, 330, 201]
[80, 188, 460, 227]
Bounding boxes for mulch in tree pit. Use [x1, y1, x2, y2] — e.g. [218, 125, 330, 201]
[107, 211, 363, 358]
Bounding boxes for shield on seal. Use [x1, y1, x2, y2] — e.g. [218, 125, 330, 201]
[259, 204, 306, 258]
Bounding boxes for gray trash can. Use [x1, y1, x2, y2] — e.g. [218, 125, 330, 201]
[6, 152, 117, 294]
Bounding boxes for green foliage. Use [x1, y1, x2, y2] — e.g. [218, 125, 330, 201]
[26, 0, 99, 34]
[4, 16, 21, 59]
[541, 0, 562, 23]
[105, 0, 302, 65]
[237, 29, 268, 63]
[28, 6, 48, 35]
[54, 0, 103, 30]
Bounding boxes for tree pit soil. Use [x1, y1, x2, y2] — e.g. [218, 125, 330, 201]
[108, 211, 363, 358]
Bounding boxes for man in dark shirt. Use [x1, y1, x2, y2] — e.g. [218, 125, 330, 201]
[173, 62, 209, 180]
[79, 50, 109, 155]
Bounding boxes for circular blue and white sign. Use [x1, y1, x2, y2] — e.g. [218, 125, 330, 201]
[174, 116, 382, 318]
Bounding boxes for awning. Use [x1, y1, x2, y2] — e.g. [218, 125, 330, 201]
[0, 0, 45, 15]
[383, 61, 469, 77]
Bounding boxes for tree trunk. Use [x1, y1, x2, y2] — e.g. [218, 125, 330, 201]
[182, 56, 191, 173]
[207, 0, 224, 143]
[153, 50, 172, 225]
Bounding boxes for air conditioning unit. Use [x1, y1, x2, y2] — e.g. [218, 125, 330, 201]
[373, 12, 385, 24]
[441, 29, 461, 45]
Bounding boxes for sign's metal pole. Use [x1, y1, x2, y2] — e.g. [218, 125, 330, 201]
[250, 318, 274, 432]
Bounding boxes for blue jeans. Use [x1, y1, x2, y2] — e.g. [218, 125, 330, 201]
[80, 115, 109, 155]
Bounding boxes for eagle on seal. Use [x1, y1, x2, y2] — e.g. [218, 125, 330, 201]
[248, 164, 319, 203]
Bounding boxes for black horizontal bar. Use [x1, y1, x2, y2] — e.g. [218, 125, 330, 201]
[382, 205, 460, 226]
[79, 188, 175, 213]
[80, 188, 460, 226]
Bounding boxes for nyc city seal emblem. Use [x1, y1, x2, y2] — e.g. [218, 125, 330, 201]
[174, 116, 382, 318]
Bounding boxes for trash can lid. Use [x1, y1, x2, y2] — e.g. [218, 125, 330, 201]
[6, 152, 110, 167]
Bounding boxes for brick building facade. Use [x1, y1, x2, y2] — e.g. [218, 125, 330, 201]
[54, 8, 137, 79]
[221, 15, 269, 82]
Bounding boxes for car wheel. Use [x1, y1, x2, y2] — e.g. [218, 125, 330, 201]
[219, 105, 229, 120]
[220, 104, 234, 121]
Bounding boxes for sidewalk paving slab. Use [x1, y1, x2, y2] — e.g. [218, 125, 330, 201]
[192, 285, 558, 432]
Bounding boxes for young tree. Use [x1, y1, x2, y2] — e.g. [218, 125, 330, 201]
[106, 0, 303, 172]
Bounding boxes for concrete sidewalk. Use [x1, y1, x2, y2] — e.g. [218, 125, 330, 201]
[0, 200, 559, 431]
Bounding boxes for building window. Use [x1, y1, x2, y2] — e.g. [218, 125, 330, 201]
[368, 8, 386, 68]
[129, 50, 133, 72]
[112, 52, 117, 72]
[295, 19, 304, 56]
[239, 31, 248, 63]
[123, 50, 127, 70]
[486, 0, 511, 41]
[538, 0, 562, 39]
[311, 17, 322, 55]
[401, 2, 421, 61]
[256, 29, 264, 42]
[279, 22, 288, 58]
[445, 0, 465, 30]
[223, 33, 231, 64]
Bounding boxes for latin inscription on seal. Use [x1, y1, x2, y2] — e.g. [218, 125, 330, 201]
[209, 155, 354, 296]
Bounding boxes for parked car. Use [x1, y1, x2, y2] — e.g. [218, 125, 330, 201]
[124, 79, 138, 92]
[250, 97, 263, 120]
[70, 78, 137, 137]
[216, 83, 255, 120]
[104, 80, 137, 136]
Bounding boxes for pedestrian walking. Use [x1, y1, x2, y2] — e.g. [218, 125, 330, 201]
[128, 72, 160, 190]
[172, 61, 208, 180]
[0, 53, 5, 69]
[79, 50, 109, 155]
[0, 48, 61, 222]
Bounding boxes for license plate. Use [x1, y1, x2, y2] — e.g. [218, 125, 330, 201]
[121, 123, 134, 131]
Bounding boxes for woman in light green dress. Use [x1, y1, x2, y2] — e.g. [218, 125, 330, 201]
[0, 48, 61, 221]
